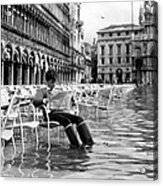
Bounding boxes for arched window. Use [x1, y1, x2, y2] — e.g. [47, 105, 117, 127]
[22, 49, 29, 85]
[3, 43, 13, 85]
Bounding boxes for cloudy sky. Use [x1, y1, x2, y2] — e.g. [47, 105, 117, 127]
[80, 1, 144, 44]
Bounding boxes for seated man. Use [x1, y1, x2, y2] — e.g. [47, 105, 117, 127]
[33, 68, 94, 149]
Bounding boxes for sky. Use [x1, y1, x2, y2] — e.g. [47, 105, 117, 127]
[80, 1, 144, 44]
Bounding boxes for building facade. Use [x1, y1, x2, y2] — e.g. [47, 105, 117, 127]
[1, 3, 85, 85]
[91, 39, 98, 83]
[83, 42, 92, 82]
[69, 3, 85, 83]
[131, 1, 158, 85]
[97, 24, 142, 84]
[97, 1, 158, 85]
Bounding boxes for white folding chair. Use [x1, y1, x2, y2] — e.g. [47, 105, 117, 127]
[1, 87, 19, 156]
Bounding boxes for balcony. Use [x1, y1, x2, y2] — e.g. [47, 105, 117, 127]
[132, 33, 156, 41]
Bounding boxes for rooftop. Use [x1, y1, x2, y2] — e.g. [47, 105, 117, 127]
[97, 23, 143, 33]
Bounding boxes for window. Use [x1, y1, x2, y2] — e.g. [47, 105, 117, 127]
[101, 45, 105, 55]
[101, 58, 105, 65]
[7, 5, 13, 26]
[101, 74, 104, 81]
[109, 33, 112, 37]
[117, 32, 121, 36]
[24, 14, 29, 33]
[101, 33, 104, 37]
[117, 44, 121, 54]
[110, 58, 113, 64]
[3, 5, 8, 24]
[126, 31, 129, 35]
[109, 45, 113, 55]
[126, 57, 130, 63]
[143, 43, 147, 54]
[125, 73, 130, 83]
[126, 44, 130, 54]
[118, 57, 121, 64]
[81, 46, 84, 54]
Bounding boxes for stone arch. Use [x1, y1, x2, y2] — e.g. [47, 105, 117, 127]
[29, 50, 36, 67]
[50, 57, 53, 63]
[135, 57, 143, 70]
[3, 42, 13, 62]
[116, 68, 123, 84]
[13, 45, 23, 85]
[41, 54, 46, 69]
[1, 41, 5, 85]
[40, 54, 46, 84]
[46, 55, 50, 69]
[54, 58, 57, 64]
[1, 41, 5, 60]
[149, 45, 157, 57]
[3, 42, 14, 85]
[28, 50, 35, 84]
[35, 52, 41, 84]
[22, 48, 29, 65]
[13, 45, 22, 63]
[21, 48, 30, 85]
[49, 56, 53, 68]
[37, 52, 42, 67]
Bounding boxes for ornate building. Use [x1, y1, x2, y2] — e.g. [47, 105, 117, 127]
[1, 3, 85, 85]
[83, 42, 92, 82]
[131, 1, 158, 85]
[97, 24, 142, 84]
[97, 1, 158, 85]
[69, 3, 85, 83]
[91, 38, 98, 83]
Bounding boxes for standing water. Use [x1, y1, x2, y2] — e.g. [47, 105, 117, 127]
[1, 85, 158, 180]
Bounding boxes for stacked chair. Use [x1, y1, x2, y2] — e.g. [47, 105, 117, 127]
[1, 86, 39, 157]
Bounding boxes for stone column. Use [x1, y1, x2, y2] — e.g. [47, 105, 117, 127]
[1, 60, 4, 85]
[8, 62, 13, 85]
[18, 64, 22, 85]
[11, 62, 14, 85]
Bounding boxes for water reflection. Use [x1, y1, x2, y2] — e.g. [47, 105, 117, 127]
[1, 86, 157, 180]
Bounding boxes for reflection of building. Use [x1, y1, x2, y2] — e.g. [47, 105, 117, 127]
[1, 4, 85, 85]
[132, 1, 158, 85]
[97, 24, 142, 84]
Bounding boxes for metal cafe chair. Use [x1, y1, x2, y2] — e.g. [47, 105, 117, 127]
[35, 105, 61, 152]
[34, 90, 76, 152]
[1, 87, 39, 156]
[94, 86, 115, 119]
[1, 87, 18, 157]
[76, 85, 115, 120]
[15, 87, 40, 152]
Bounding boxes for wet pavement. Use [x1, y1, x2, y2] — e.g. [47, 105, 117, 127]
[1, 85, 158, 180]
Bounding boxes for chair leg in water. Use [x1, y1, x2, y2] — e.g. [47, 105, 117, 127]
[77, 122, 94, 146]
[65, 123, 80, 148]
